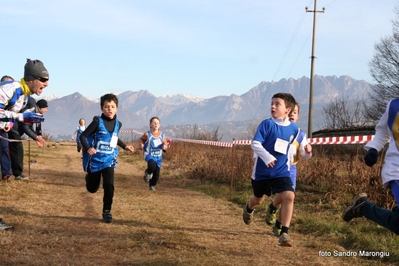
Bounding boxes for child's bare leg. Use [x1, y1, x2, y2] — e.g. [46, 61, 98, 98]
[280, 191, 295, 227]
[277, 204, 283, 222]
[243, 195, 266, 225]
[248, 194, 266, 209]
[272, 193, 283, 207]
[276, 191, 295, 246]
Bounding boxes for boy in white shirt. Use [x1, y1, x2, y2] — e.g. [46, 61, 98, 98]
[342, 98, 399, 235]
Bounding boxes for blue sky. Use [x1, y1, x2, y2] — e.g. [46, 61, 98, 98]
[1, 0, 397, 99]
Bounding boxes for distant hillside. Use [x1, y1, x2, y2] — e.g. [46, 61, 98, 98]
[39, 75, 372, 141]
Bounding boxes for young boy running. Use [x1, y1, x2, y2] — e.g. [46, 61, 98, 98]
[243, 92, 299, 247]
[267, 102, 312, 236]
[75, 118, 86, 153]
[140, 116, 168, 191]
[80, 93, 134, 223]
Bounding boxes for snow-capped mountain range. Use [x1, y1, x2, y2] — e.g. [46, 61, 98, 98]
[35, 75, 372, 141]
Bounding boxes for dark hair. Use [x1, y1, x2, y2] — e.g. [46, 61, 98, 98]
[100, 93, 118, 108]
[1, 75, 14, 82]
[272, 93, 296, 111]
[150, 116, 160, 123]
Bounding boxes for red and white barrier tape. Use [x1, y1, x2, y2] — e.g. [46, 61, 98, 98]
[171, 135, 375, 147]
[308, 135, 374, 145]
[118, 129, 375, 146]
[171, 138, 233, 147]
[233, 140, 252, 145]
[119, 129, 143, 134]
[232, 135, 375, 146]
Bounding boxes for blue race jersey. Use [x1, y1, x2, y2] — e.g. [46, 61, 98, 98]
[252, 118, 299, 180]
[82, 116, 120, 172]
[143, 130, 165, 168]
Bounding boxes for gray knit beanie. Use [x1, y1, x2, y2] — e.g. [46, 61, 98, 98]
[24, 59, 49, 81]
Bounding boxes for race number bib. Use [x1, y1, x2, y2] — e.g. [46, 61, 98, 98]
[274, 138, 289, 155]
[153, 138, 162, 147]
[110, 133, 118, 148]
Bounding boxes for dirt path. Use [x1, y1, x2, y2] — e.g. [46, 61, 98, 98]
[0, 143, 388, 265]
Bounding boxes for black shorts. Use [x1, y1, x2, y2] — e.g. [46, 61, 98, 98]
[251, 177, 294, 198]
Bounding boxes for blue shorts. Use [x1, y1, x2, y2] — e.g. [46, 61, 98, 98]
[251, 177, 294, 198]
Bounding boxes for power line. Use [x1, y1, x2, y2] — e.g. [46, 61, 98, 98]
[247, 6, 310, 127]
[245, 1, 328, 138]
[306, 0, 325, 138]
[272, 12, 307, 81]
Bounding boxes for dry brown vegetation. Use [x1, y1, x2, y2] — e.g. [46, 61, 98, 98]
[172, 143, 394, 208]
[0, 141, 396, 265]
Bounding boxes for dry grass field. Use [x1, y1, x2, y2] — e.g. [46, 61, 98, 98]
[0, 141, 396, 265]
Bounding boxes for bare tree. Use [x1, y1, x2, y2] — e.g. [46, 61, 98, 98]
[179, 124, 222, 141]
[211, 127, 222, 141]
[367, 5, 399, 121]
[322, 96, 368, 130]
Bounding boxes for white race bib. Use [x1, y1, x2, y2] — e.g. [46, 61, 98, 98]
[110, 134, 118, 148]
[274, 138, 289, 155]
[153, 138, 162, 147]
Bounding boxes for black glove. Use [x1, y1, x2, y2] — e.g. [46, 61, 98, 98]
[364, 148, 378, 167]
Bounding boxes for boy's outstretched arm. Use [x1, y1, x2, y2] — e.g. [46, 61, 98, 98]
[251, 140, 276, 167]
[139, 132, 148, 150]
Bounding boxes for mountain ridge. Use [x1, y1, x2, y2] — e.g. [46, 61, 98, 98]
[36, 75, 372, 141]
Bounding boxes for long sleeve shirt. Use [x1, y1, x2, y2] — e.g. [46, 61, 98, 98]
[364, 99, 399, 186]
[79, 114, 127, 151]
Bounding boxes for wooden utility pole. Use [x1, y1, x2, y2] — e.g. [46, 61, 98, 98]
[306, 1, 325, 138]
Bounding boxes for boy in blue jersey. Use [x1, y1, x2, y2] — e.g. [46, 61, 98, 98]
[74, 118, 86, 153]
[268, 102, 312, 237]
[242, 92, 299, 247]
[80, 93, 134, 223]
[140, 117, 168, 191]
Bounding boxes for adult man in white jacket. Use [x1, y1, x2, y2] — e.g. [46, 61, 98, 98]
[0, 59, 48, 231]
